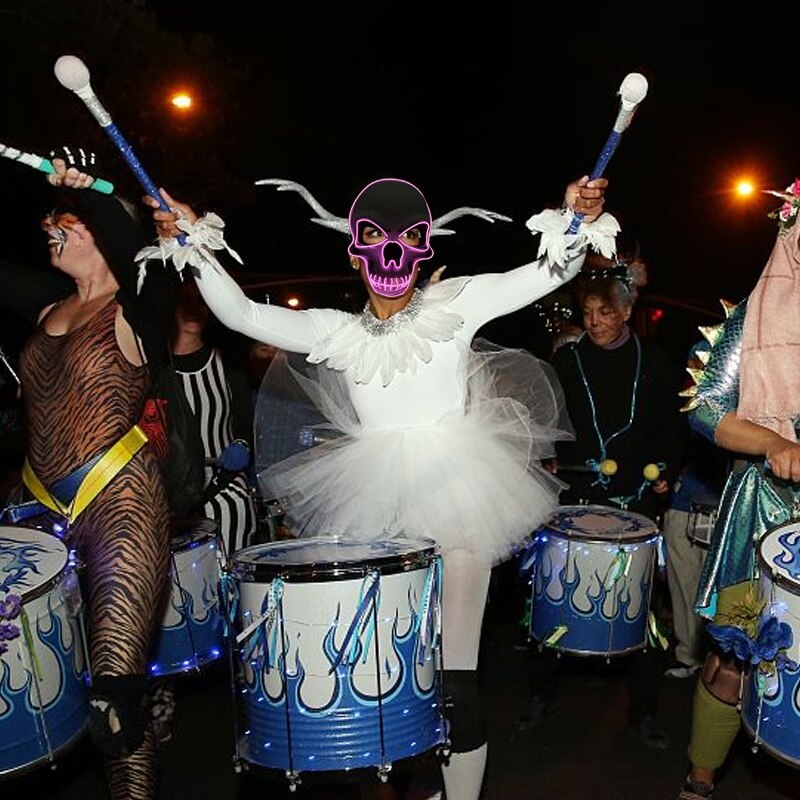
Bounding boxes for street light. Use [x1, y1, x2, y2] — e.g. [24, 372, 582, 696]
[169, 91, 193, 112]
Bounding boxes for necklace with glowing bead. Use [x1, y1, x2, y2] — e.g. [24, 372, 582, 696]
[573, 333, 641, 487]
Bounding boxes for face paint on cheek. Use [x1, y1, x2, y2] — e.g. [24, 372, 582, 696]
[53, 227, 68, 256]
[43, 210, 79, 257]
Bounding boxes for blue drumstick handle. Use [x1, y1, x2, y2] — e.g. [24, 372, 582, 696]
[103, 121, 187, 244]
[566, 129, 623, 235]
[104, 122, 163, 206]
[588, 129, 623, 181]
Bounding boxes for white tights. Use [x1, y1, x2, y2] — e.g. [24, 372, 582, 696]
[439, 548, 492, 800]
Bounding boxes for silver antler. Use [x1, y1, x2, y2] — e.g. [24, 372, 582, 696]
[255, 178, 350, 233]
[256, 178, 513, 236]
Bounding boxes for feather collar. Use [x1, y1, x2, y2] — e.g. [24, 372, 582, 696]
[307, 277, 470, 386]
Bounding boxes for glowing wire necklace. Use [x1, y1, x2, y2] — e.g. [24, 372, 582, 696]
[573, 333, 642, 485]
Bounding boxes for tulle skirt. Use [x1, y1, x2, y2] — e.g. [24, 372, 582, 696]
[254, 340, 573, 566]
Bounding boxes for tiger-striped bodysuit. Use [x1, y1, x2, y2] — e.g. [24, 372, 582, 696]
[20, 298, 170, 799]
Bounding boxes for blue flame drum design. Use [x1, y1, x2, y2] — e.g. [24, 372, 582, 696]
[741, 520, 800, 768]
[231, 536, 445, 778]
[0, 525, 89, 776]
[148, 519, 226, 676]
[525, 505, 660, 656]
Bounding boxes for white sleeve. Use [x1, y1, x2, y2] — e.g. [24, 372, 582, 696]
[192, 260, 347, 354]
[454, 249, 584, 336]
[454, 209, 619, 335]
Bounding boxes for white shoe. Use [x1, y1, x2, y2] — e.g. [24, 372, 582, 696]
[664, 661, 701, 679]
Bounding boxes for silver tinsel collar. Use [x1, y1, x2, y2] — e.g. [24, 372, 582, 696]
[359, 289, 424, 336]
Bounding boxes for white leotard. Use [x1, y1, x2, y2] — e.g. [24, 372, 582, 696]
[189, 215, 606, 564]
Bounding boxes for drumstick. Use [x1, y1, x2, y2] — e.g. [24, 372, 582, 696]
[53, 55, 186, 244]
[567, 72, 649, 234]
[0, 142, 114, 194]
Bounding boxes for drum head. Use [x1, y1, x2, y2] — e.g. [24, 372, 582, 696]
[0, 525, 68, 600]
[232, 535, 439, 583]
[759, 521, 800, 594]
[542, 504, 658, 543]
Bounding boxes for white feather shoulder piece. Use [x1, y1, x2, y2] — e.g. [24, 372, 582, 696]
[307, 277, 470, 387]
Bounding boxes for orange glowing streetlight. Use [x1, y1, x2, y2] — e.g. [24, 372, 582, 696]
[169, 91, 193, 112]
[735, 179, 755, 198]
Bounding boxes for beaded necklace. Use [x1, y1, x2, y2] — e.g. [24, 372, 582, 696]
[359, 289, 423, 336]
[573, 333, 642, 485]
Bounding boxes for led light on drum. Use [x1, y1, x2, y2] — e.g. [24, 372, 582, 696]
[148, 518, 227, 676]
[0, 525, 89, 776]
[230, 536, 446, 789]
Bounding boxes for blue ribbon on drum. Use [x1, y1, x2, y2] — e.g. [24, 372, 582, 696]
[236, 578, 284, 670]
[330, 558, 442, 672]
[329, 570, 381, 672]
[415, 558, 442, 665]
[219, 571, 240, 639]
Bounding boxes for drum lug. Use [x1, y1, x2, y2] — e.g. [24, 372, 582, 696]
[377, 764, 392, 783]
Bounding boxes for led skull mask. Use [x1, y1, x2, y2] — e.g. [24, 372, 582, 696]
[348, 178, 434, 298]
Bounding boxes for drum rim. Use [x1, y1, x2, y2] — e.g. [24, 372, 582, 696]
[757, 521, 800, 596]
[0, 719, 88, 778]
[231, 535, 440, 582]
[541, 504, 659, 544]
[170, 530, 219, 553]
[527, 639, 649, 658]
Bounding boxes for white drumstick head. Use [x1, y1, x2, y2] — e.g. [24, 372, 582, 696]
[619, 72, 648, 110]
[54, 55, 91, 91]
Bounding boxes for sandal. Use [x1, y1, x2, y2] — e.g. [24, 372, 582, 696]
[677, 776, 714, 800]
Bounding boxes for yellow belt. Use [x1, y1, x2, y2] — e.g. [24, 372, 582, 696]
[22, 424, 148, 524]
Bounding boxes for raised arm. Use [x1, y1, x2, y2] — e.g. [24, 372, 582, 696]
[455, 176, 618, 334]
[142, 189, 347, 354]
[46, 155, 178, 367]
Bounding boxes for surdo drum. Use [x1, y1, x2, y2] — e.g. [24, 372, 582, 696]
[148, 518, 226, 676]
[687, 495, 720, 548]
[524, 505, 660, 657]
[230, 536, 445, 785]
[0, 525, 89, 776]
[741, 520, 800, 768]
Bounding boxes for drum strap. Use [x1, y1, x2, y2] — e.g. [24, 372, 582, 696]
[22, 425, 148, 524]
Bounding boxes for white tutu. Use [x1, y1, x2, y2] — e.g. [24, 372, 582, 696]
[254, 340, 573, 566]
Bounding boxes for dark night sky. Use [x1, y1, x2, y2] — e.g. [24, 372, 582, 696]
[2, 2, 799, 359]
[151, 3, 800, 309]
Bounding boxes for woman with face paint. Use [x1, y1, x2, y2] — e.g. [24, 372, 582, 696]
[143, 174, 613, 800]
[1, 154, 177, 800]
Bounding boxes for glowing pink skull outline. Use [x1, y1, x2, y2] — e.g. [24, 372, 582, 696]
[347, 178, 434, 298]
